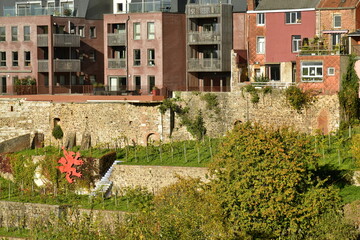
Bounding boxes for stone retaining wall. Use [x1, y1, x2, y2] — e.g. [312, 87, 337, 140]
[110, 164, 209, 194]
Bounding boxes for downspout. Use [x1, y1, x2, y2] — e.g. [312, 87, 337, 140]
[126, 16, 130, 90]
[246, 13, 250, 82]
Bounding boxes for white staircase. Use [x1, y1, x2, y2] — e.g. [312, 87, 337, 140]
[90, 160, 121, 197]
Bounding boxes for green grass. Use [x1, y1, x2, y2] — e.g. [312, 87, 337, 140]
[116, 138, 220, 167]
[0, 227, 30, 238]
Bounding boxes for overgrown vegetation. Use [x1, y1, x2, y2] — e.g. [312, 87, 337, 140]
[338, 54, 360, 129]
[284, 85, 316, 113]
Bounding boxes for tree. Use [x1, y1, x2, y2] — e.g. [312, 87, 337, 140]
[209, 123, 345, 239]
[338, 54, 360, 128]
[52, 125, 64, 148]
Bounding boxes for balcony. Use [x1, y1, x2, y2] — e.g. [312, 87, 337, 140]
[128, 1, 171, 13]
[53, 34, 80, 47]
[186, 5, 221, 17]
[108, 59, 126, 69]
[108, 33, 126, 46]
[188, 31, 221, 44]
[188, 58, 221, 72]
[54, 59, 80, 72]
[38, 60, 49, 72]
[2, 6, 76, 17]
[37, 34, 48, 47]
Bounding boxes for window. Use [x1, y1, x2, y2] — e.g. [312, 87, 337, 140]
[292, 35, 301, 52]
[134, 76, 141, 90]
[334, 14, 341, 28]
[256, 13, 265, 25]
[134, 23, 140, 40]
[286, 12, 301, 24]
[24, 26, 30, 41]
[147, 22, 155, 39]
[332, 33, 341, 47]
[89, 50, 96, 62]
[328, 67, 335, 76]
[0, 52, 6, 66]
[148, 76, 155, 92]
[89, 75, 96, 83]
[117, 3, 123, 12]
[0, 27, 6, 41]
[256, 36, 265, 54]
[78, 26, 85, 37]
[301, 62, 323, 82]
[11, 26, 18, 41]
[148, 49, 155, 66]
[134, 49, 141, 66]
[89, 27, 96, 38]
[12, 52, 18, 66]
[24, 51, 31, 66]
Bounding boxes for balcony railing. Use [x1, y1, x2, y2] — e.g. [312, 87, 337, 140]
[188, 0, 231, 4]
[108, 59, 126, 69]
[108, 33, 126, 46]
[186, 5, 221, 16]
[188, 58, 221, 71]
[188, 31, 221, 44]
[128, 1, 171, 13]
[53, 34, 80, 47]
[37, 34, 48, 47]
[299, 45, 348, 56]
[251, 81, 296, 89]
[38, 60, 49, 72]
[2, 6, 76, 17]
[54, 59, 80, 72]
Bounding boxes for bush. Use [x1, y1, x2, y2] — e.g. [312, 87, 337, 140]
[52, 125, 63, 140]
[284, 86, 316, 113]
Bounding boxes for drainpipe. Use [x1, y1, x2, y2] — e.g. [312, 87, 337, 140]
[126, 16, 130, 90]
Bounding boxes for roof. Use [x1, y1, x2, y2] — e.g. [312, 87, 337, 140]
[233, 0, 248, 12]
[317, 0, 359, 9]
[256, 0, 320, 10]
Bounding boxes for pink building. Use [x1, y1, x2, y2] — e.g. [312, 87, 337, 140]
[103, 12, 186, 95]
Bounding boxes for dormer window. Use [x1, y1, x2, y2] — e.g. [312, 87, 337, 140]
[286, 12, 301, 24]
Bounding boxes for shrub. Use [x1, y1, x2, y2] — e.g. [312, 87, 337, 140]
[284, 86, 316, 113]
[52, 125, 63, 140]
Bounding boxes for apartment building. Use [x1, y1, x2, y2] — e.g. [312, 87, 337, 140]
[104, 0, 186, 94]
[247, 0, 319, 83]
[0, 0, 112, 95]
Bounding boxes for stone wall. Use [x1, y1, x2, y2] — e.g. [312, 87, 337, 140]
[0, 201, 126, 229]
[0, 134, 30, 154]
[110, 165, 209, 194]
[0, 90, 340, 148]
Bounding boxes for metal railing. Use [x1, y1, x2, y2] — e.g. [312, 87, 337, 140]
[53, 59, 80, 72]
[108, 33, 126, 46]
[108, 59, 126, 69]
[188, 31, 221, 44]
[186, 5, 221, 15]
[188, 58, 221, 71]
[299, 45, 348, 56]
[38, 60, 49, 72]
[188, 0, 231, 4]
[2, 6, 76, 17]
[53, 34, 80, 47]
[128, 1, 171, 13]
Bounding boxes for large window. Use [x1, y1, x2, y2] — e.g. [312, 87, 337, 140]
[134, 49, 141, 66]
[0, 27, 5, 41]
[334, 14, 341, 28]
[134, 76, 141, 90]
[24, 26, 30, 41]
[256, 13, 265, 26]
[292, 35, 301, 52]
[286, 12, 301, 24]
[148, 76, 155, 92]
[148, 49, 155, 66]
[11, 26, 18, 41]
[301, 62, 323, 82]
[134, 23, 141, 40]
[0, 52, 6, 67]
[89, 27, 96, 38]
[147, 22, 155, 39]
[24, 51, 31, 66]
[256, 36, 265, 54]
[12, 51, 18, 66]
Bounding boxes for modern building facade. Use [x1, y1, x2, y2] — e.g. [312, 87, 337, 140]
[0, 0, 111, 95]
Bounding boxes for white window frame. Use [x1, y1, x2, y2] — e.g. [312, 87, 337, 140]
[256, 36, 265, 54]
[286, 12, 301, 24]
[292, 35, 301, 53]
[148, 49, 155, 66]
[334, 14, 341, 28]
[256, 13, 265, 26]
[328, 67, 335, 76]
[147, 22, 155, 40]
[301, 62, 323, 82]
[134, 23, 141, 40]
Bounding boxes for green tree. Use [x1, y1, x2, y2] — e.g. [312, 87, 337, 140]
[52, 125, 64, 140]
[209, 123, 344, 239]
[339, 54, 360, 127]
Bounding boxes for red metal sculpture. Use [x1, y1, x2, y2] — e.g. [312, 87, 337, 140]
[57, 147, 84, 183]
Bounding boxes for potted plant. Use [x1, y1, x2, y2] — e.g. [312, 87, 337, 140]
[152, 86, 159, 96]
